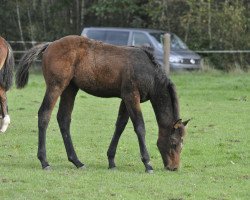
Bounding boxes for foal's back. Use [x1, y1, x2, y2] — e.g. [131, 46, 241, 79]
[42, 36, 156, 98]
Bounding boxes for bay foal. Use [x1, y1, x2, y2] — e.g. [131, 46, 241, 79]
[16, 36, 189, 172]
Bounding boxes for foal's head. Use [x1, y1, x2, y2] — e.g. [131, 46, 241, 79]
[157, 119, 189, 171]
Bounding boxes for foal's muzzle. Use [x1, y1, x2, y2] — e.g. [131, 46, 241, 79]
[165, 166, 178, 171]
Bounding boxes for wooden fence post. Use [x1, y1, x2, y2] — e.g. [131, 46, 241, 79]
[163, 33, 170, 75]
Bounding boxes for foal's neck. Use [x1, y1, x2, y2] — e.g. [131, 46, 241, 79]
[150, 79, 179, 130]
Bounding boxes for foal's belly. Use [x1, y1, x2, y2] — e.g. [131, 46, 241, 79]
[79, 84, 121, 98]
[72, 68, 122, 98]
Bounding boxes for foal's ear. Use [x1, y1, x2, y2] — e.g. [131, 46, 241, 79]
[173, 119, 182, 129]
[182, 119, 191, 126]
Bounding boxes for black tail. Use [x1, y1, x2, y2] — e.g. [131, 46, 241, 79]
[0, 40, 14, 91]
[15, 42, 50, 89]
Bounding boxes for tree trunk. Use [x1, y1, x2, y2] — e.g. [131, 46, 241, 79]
[42, 1, 47, 39]
[75, 0, 80, 33]
[16, 0, 27, 49]
[80, 0, 85, 28]
[208, 0, 212, 49]
[184, 13, 190, 43]
[27, 7, 35, 44]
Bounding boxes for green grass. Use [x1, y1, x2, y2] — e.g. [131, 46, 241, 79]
[0, 71, 249, 200]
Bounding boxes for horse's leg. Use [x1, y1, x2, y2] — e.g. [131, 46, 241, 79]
[57, 83, 84, 169]
[37, 88, 61, 169]
[107, 100, 129, 169]
[0, 87, 10, 133]
[123, 92, 153, 173]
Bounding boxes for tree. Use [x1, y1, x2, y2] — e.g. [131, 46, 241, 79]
[0, 0, 249, 70]
[88, 0, 148, 27]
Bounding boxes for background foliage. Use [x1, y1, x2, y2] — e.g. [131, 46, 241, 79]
[0, 0, 249, 70]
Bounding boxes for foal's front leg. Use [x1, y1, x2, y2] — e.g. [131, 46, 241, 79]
[123, 92, 153, 173]
[107, 100, 129, 169]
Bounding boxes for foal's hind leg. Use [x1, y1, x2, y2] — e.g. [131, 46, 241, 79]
[107, 100, 129, 169]
[37, 88, 61, 169]
[0, 87, 10, 133]
[57, 83, 84, 169]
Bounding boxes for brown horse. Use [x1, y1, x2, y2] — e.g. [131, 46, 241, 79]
[0, 37, 14, 133]
[16, 35, 189, 172]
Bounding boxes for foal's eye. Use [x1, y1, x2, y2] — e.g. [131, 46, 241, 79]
[171, 144, 177, 149]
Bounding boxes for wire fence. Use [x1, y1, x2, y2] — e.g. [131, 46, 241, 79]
[195, 50, 250, 54]
[9, 40, 250, 63]
[8, 41, 46, 62]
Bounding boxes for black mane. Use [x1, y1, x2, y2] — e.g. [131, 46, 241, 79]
[139, 46, 162, 69]
[139, 46, 180, 121]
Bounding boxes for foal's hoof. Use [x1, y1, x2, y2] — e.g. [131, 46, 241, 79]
[43, 165, 51, 171]
[145, 164, 154, 174]
[146, 169, 154, 174]
[108, 166, 117, 171]
[78, 165, 86, 170]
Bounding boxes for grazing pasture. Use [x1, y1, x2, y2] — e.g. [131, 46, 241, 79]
[0, 71, 249, 199]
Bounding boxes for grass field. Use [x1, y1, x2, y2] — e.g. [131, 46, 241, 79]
[0, 71, 249, 199]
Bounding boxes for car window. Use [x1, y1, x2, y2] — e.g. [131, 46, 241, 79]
[86, 30, 106, 41]
[132, 32, 151, 46]
[149, 32, 164, 44]
[149, 32, 164, 49]
[171, 34, 188, 50]
[149, 32, 188, 50]
[105, 31, 129, 45]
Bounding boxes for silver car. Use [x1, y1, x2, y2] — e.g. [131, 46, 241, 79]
[81, 27, 202, 70]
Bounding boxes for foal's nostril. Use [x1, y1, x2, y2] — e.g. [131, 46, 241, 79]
[172, 167, 178, 171]
[166, 166, 178, 171]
